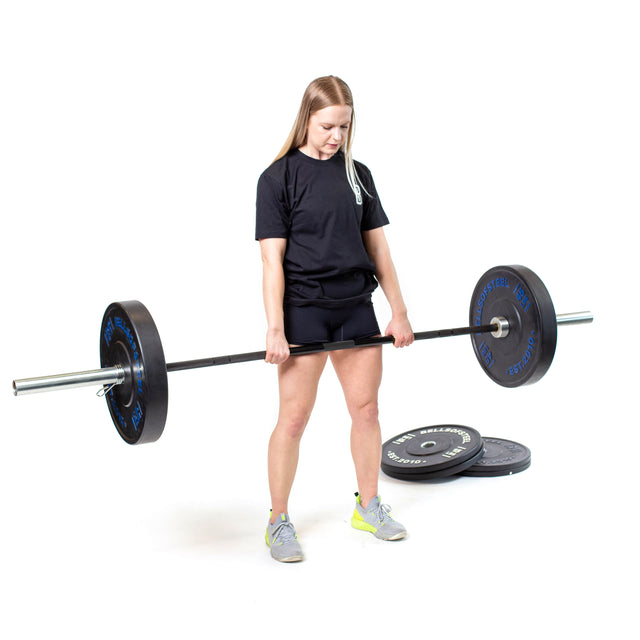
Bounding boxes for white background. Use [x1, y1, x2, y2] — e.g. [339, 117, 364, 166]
[1, 1, 638, 637]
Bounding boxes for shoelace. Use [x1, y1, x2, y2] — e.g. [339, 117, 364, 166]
[370, 502, 393, 523]
[271, 521, 297, 544]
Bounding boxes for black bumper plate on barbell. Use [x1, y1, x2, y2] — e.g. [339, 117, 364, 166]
[469, 265, 557, 387]
[99, 301, 168, 445]
[459, 437, 531, 477]
[381, 425, 484, 480]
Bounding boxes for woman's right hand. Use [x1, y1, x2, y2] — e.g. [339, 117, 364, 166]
[265, 329, 290, 365]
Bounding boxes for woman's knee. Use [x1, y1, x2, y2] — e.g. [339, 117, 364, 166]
[274, 410, 311, 440]
[351, 399, 379, 426]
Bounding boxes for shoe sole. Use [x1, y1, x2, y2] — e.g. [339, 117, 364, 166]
[272, 553, 304, 562]
[266, 533, 304, 562]
[351, 517, 407, 541]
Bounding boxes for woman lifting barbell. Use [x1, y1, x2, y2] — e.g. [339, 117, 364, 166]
[256, 76, 414, 562]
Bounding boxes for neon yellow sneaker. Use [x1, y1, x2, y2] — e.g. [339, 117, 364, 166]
[265, 512, 304, 562]
[351, 493, 407, 540]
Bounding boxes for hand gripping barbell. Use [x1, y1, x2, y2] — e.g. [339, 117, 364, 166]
[12, 265, 593, 445]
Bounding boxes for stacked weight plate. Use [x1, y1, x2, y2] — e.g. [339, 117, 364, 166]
[381, 426, 531, 480]
[381, 425, 485, 480]
[460, 437, 531, 477]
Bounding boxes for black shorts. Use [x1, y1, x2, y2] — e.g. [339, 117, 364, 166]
[284, 300, 381, 345]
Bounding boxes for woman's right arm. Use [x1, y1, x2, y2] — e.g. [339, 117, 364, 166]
[259, 237, 290, 364]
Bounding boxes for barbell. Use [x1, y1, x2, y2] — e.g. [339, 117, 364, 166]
[12, 265, 593, 445]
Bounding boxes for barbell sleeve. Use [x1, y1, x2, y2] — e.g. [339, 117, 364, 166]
[555, 311, 594, 326]
[13, 365, 125, 396]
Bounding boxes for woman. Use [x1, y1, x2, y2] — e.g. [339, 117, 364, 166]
[256, 76, 414, 562]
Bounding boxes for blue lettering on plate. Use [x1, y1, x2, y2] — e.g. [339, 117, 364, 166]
[477, 340, 495, 370]
[505, 331, 536, 377]
[131, 401, 143, 432]
[472, 277, 510, 326]
[103, 317, 115, 347]
[512, 282, 531, 313]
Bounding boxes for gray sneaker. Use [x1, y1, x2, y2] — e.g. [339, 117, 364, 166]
[351, 494, 407, 540]
[265, 512, 304, 562]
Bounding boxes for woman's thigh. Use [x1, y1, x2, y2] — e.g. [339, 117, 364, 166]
[276, 351, 329, 419]
[329, 345, 383, 413]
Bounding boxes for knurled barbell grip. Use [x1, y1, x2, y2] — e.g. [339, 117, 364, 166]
[166, 339, 376, 371]
[166, 324, 499, 372]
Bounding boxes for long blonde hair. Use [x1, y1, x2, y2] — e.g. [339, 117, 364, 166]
[274, 76, 366, 198]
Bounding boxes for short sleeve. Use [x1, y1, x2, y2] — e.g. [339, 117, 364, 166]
[255, 172, 290, 240]
[356, 163, 390, 231]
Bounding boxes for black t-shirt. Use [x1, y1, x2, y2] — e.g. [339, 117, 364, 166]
[255, 149, 389, 307]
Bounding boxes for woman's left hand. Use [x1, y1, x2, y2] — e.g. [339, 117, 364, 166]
[385, 313, 414, 348]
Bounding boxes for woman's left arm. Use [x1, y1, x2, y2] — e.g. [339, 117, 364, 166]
[362, 227, 414, 348]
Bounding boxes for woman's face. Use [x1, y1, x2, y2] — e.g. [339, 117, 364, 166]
[301, 104, 352, 160]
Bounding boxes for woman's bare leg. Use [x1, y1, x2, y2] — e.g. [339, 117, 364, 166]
[268, 352, 328, 523]
[329, 346, 383, 508]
